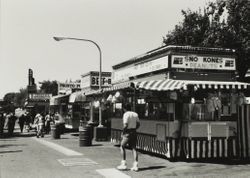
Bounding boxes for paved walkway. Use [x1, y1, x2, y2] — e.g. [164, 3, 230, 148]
[38, 132, 170, 178]
[3, 128, 250, 177]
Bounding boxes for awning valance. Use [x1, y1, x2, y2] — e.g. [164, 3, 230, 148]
[183, 80, 250, 90]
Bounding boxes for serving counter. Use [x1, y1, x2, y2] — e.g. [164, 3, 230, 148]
[111, 118, 238, 160]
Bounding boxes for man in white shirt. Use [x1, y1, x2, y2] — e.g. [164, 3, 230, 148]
[117, 103, 140, 171]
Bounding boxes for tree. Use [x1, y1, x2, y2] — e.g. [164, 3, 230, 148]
[164, 9, 210, 46]
[39, 80, 58, 96]
[14, 88, 28, 108]
[3, 92, 16, 104]
[3, 92, 16, 112]
[163, 0, 250, 79]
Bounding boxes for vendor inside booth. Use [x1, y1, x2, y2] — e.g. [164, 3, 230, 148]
[98, 45, 250, 160]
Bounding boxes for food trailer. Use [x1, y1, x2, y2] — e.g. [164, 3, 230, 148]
[91, 45, 250, 160]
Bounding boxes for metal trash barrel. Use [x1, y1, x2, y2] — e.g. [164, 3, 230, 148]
[79, 125, 92, 146]
[51, 123, 60, 139]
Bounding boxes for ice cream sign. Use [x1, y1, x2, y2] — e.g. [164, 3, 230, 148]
[171, 55, 235, 70]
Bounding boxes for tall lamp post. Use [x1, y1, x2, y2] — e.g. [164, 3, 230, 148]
[53, 36, 103, 128]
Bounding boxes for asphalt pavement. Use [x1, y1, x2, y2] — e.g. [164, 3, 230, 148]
[1, 127, 250, 178]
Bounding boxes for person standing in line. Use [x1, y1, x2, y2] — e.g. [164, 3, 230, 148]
[18, 114, 25, 133]
[0, 113, 5, 137]
[54, 112, 65, 135]
[117, 103, 140, 172]
[24, 112, 31, 132]
[8, 113, 17, 136]
[44, 113, 51, 134]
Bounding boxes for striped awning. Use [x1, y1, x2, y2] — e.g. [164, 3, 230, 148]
[84, 79, 250, 95]
[135, 79, 186, 91]
[108, 79, 250, 91]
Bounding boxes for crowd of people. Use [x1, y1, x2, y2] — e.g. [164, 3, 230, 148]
[0, 111, 65, 138]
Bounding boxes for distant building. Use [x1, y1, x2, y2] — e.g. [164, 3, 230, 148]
[25, 69, 50, 116]
[27, 69, 37, 94]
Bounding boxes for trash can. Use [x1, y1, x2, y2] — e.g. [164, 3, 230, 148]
[79, 125, 92, 146]
[51, 123, 60, 139]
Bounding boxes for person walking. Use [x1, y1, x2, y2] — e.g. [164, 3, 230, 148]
[34, 113, 44, 138]
[117, 103, 140, 171]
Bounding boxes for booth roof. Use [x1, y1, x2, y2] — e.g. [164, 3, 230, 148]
[50, 94, 70, 105]
[69, 92, 87, 103]
[112, 45, 236, 70]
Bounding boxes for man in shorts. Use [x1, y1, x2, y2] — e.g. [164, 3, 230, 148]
[117, 103, 140, 171]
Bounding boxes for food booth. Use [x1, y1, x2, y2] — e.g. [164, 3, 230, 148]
[91, 45, 250, 160]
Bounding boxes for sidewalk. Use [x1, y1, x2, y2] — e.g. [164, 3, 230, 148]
[41, 131, 171, 178]
[9, 129, 250, 177]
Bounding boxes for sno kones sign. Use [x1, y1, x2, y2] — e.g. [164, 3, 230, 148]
[171, 55, 235, 70]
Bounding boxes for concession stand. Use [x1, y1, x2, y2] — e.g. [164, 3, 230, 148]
[50, 71, 112, 129]
[50, 80, 82, 129]
[81, 71, 112, 126]
[97, 45, 250, 160]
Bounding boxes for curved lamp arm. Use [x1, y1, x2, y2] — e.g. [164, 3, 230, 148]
[53, 36, 103, 127]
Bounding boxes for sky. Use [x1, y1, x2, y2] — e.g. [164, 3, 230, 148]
[0, 0, 210, 99]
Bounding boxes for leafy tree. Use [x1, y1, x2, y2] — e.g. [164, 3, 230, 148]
[39, 80, 58, 96]
[3, 93, 16, 104]
[3, 92, 16, 112]
[163, 0, 250, 79]
[14, 88, 28, 108]
[164, 9, 210, 46]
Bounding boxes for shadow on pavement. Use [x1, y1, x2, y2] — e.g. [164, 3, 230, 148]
[0, 144, 27, 148]
[13, 132, 37, 137]
[139, 165, 166, 171]
[1, 131, 36, 138]
[0, 150, 23, 154]
[57, 137, 70, 139]
[0, 139, 16, 141]
[172, 158, 250, 165]
[91, 144, 103, 147]
[71, 133, 79, 137]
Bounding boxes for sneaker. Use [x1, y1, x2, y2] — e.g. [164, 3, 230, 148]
[130, 166, 139, 172]
[117, 160, 127, 170]
[130, 162, 139, 172]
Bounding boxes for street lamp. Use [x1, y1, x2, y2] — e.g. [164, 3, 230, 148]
[53, 36, 103, 127]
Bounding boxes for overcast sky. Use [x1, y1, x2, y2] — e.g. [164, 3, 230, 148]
[0, 0, 210, 99]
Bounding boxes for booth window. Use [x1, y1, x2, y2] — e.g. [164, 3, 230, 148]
[181, 92, 238, 121]
[136, 101, 175, 121]
[112, 102, 123, 118]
